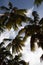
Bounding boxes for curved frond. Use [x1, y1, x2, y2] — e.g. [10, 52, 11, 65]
[30, 34, 36, 51]
[39, 18, 43, 25]
[19, 60, 29, 65]
[12, 36, 25, 53]
[0, 6, 9, 10]
[8, 2, 13, 9]
[32, 11, 39, 24]
[34, 0, 43, 6]
[40, 54, 43, 62]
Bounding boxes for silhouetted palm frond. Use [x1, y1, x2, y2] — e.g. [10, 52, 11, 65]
[0, 41, 13, 65]
[39, 18, 43, 25]
[30, 33, 43, 51]
[12, 36, 25, 53]
[0, 1, 43, 65]
[3, 38, 12, 41]
[32, 11, 39, 24]
[19, 60, 29, 65]
[0, 2, 31, 31]
[11, 53, 28, 65]
[8, 2, 13, 9]
[0, 6, 9, 11]
[30, 34, 36, 51]
[40, 54, 43, 62]
[3, 36, 25, 53]
[34, 0, 43, 6]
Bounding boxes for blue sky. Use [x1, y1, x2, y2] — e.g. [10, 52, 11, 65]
[0, 0, 43, 18]
[0, 0, 34, 8]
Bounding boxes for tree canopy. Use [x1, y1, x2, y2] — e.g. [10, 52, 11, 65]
[0, 0, 43, 65]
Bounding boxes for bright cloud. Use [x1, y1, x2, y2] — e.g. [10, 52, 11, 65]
[24, 7, 34, 17]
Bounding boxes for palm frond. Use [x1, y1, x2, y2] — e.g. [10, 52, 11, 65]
[12, 36, 25, 53]
[32, 11, 39, 24]
[0, 42, 4, 48]
[19, 60, 29, 65]
[40, 54, 43, 62]
[39, 18, 43, 25]
[30, 34, 36, 51]
[34, 0, 43, 6]
[8, 2, 13, 9]
[0, 6, 9, 10]
[6, 43, 12, 51]
[3, 38, 12, 41]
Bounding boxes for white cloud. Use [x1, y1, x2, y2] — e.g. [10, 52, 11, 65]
[24, 7, 34, 17]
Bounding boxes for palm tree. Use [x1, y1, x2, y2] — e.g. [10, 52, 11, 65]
[0, 1, 43, 52]
[18, 11, 43, 51]
[0, 1, 43, 64]
[0, 2, 30, 31]
[0, 2, 31, 54]
[3, 36, 25, 53]
[0, 2, 30, 65]
[0, 42, 28, 65]
[30, 11, 43, 51]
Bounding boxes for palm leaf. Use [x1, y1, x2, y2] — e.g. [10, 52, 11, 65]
[30, 33, 43, 51]
[40, 54, 43, 62]
[8, 2, 13, 9]
[0, 6, 9, 10]
[12, 36, 24, 53]
[3, 38, 12, 41]
[34, 0, 43, 6]
[16, 9, 27, 15]
[6, 43, 12, 51]
[0, 42, 4, 48]
[0, 15, 8, 24]
[19, 60, 29, 65]
[39, 18, 43, 25]
[32, 11, 39, 24]
[30, 34, 36, 51]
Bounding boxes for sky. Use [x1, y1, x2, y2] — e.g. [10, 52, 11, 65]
[0, 0, 43, 65]
[0, 0, 43, 18]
